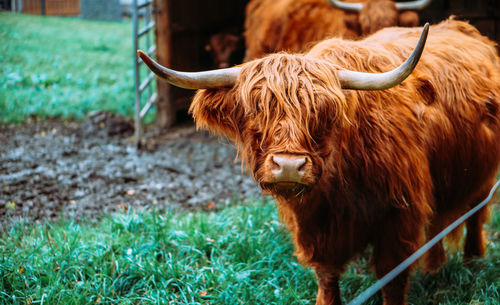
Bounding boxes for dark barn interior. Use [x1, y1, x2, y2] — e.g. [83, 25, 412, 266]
[153, 0, 500, 128]
[421, 0, 500, 47]
[153, 0, 250, 128]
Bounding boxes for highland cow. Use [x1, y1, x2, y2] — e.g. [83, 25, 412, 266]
[205, 32, 244, 69]
[139, 19, 500, 305]
[244, 0, 431, 61]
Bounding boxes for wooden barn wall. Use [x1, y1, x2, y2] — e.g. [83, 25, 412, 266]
[22, 0, 80, 15]
[45, 0, 79, 15]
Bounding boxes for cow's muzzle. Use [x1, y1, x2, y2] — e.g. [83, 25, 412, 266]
[261, 153, 314, 194]
[271, 154, 308, 183]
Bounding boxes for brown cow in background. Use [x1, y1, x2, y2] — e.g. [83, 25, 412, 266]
[205, 32, 244, 69]
[139, 19, 500, 305]
[244, 0, 430, 61]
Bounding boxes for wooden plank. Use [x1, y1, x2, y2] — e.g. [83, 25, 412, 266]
[46, 0, 80, 16]
[22, 0, 80, 15]
[153, 0, 176, 129]
[22, 0, 42, 14]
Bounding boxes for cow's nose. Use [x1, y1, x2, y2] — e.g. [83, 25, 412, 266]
[271, 154, 308, 183]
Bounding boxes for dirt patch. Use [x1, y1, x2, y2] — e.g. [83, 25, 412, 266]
[0, 112, 261, 230]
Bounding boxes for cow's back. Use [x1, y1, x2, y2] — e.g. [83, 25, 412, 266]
[244, 0, 357, 61]
[309, 19, 500, 211]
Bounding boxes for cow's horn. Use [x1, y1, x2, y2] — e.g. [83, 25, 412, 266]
[327, 0, 362, 11]
[396, 0, 432, 10]
[137, 50, 241, 89]
[328, 0, 431, 11]
[338, 23, 429, 90]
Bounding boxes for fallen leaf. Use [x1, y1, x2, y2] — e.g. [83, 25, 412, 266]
[199, 291, 208, 297]
[117, 204, 129, 212]
[110, 260, 116, 278]
[19, 266, 25, 274]
[6, 201, 15, 210]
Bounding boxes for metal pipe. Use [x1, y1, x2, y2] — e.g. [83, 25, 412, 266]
[40, 0, 45, 15]
[138, 21, 155, 37]
[132, 0, 142, 147]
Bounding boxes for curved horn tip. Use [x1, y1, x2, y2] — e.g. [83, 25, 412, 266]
[396, 0, 432, 11]
[338, 23, 429, 90]
[137, 48, 240, 90]
[328, 0, 363, 12]
[137, 50, 150, 62]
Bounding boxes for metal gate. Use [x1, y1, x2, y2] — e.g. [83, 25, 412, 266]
[132, 0, 157, 147]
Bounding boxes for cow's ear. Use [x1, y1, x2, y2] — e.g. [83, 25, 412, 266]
[398, 11, 419, 27]
[415, 75, 436, 105]
[344, 12, 360, 35]
[189, 88, 242, 141]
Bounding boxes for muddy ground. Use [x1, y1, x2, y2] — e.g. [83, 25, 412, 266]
[0, 112, 261, 231]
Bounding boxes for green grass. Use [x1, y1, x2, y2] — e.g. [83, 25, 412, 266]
[0, 12, 152, 123]
[1, 199, 499, 305]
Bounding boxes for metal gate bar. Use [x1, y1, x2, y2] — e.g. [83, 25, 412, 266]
[132, 0, 156, 147]
[347, 179, 500, 305]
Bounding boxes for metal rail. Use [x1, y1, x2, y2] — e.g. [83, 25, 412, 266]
[348, 179, 500, 305]
[132, 0, 157, 147]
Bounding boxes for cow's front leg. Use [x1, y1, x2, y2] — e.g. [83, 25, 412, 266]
[315, 269, 342, 305]
[372, 213, 425, 305]
[372, 216, 424, 305]
[373, 244, 411, 305]
[375, 265, 410, 305]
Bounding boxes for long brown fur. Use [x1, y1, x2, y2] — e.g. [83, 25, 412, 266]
[244, 0, 420, 61]
[190, 19, 500, 305]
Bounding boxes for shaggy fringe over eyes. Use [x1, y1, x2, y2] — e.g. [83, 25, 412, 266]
[234, 53, 349, 150]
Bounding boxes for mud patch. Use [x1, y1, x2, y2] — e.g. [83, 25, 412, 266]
[0, 113, 261, 230]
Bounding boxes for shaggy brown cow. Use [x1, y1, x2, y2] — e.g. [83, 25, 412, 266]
[244, 0, 431, 61]
[139, 19, 500, 305]
[205, 32, 244, 69]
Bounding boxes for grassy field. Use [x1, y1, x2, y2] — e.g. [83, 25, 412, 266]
[1, 11, 499, 305]
[1, 199, 499, 305]
[0, 13, 142, 123]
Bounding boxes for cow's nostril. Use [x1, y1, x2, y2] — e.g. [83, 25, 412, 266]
[296, 157, 306, 172]
[271, 155, 309, 183]
[271, 155, 281, 170]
